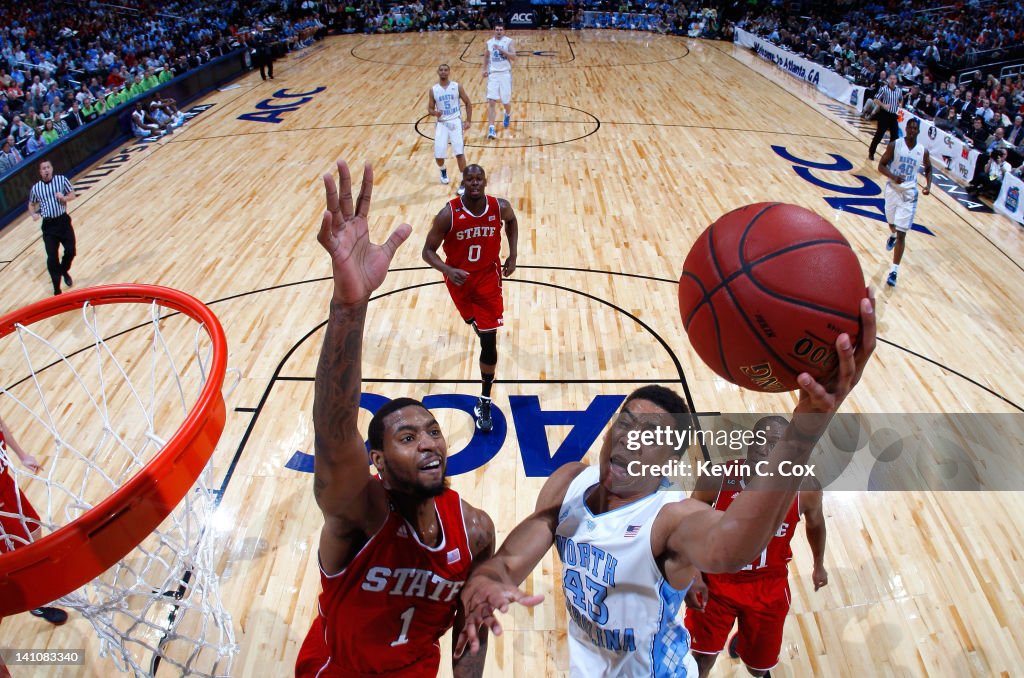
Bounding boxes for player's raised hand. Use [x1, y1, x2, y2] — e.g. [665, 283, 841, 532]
[455, 577, 544, 656]
[318, 160, 411, 305]
[792, 289, 876, 432]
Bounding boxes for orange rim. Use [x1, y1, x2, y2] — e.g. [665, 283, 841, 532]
[0, 285, 227, 616]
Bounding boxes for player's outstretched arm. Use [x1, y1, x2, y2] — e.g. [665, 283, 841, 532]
[313, 160, 412, 569]
[663, 292, 875, 575]
[922, 149, 933, 194]
[498, 198, 518, 277]
[428, 88, 440, 117]
[455, 462, 586, 657]
[800, 481, 828, 591]
[459, 84, 472, 128]
[452, 503, 496, 677]
[0, 416, 41, 474]
[423, 206, 469, 285]
[877, 143, 900, 182]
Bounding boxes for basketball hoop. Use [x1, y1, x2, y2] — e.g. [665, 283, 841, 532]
[0, 284, 236, 676]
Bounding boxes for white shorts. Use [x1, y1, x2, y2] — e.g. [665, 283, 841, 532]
[884, 182, 918, 232]
[486, 71, 512, 105]
[434, 118, 465, 159]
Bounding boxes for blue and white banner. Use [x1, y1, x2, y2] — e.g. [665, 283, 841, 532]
[994, 171, 1024, 225]
[734, 28, 867, 110]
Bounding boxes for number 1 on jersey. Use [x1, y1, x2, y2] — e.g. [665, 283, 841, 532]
[741, 548, 768, 571]
[391, 606, 415, 646]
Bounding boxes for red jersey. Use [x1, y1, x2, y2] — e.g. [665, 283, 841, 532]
[713, 459, 800, 578]
[0, 430, 41, 554]
[299, 488, 474, 677]
[442, 195, 503, 272]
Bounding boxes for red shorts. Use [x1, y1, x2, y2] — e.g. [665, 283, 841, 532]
[684, 573, 791, 672]
[445, 263, 503, 332]
[296, 615, 330, 677]
[295, 614, 438, 678]
[0, 470, 41, 553]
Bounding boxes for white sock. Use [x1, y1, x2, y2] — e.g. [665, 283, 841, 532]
[891, 264, 900, 273]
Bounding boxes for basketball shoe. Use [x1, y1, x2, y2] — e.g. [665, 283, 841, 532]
[886, 234, 896, 251]
[503, 112, 510, 129]
[440, 168, 449, 185]
[31, 607, 68, 625]
[886, 270, 898, 287]
[474, 397, 493, 433]
[487, 125, 496, 140]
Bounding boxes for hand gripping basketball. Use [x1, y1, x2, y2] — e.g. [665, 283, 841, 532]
[318, 160, 412, 305]
[679, 203, 868, 392]
[791, 288, 876, 439]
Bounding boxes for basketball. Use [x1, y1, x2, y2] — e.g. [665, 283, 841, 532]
[679, 203, 865, 393]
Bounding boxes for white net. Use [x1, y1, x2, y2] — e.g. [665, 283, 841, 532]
[0, 293, 236, 677]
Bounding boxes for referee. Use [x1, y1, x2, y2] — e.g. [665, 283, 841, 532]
[869, 74, 904, 161]
[28, 160, 77, 296]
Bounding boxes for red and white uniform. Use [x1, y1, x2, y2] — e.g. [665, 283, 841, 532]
[295, 487, 474, 677]
[0, 431, 41, 554]
[684, 459, 801, 672]
[442, 195, 504, 332]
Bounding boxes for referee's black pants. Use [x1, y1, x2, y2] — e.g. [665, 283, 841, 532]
[869, 109, 899, 159]
[41, 214, 76, 293]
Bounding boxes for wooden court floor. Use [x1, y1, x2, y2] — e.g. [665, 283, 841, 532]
[1, 30, 1023, 677]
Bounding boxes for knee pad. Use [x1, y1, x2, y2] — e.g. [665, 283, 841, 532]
[479, 331, 497, 365]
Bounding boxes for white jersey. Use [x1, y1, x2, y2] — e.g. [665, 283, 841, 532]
[887, 137, 926, 192]
[555, 465, 696, 678]
[432, 81, 462, 123]
[486, 36, 514, 73]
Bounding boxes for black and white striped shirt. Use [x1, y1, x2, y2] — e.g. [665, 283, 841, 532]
[876, 85, 904, 114]
[29, 175, 73, 218]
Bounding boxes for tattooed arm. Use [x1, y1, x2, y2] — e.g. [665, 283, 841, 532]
[313, 160, 412, 574]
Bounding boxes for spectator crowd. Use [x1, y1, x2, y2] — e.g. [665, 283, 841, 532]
[321, 0, 719, 37]
[3, 0, 1024, 195]
[0, 0, 326, 175]
[733, 0, 1024, 195]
